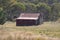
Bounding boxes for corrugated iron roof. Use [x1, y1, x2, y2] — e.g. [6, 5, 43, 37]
[17, 13, 40, 20]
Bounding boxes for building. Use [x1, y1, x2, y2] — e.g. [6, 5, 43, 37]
[16, 13, 43, 26]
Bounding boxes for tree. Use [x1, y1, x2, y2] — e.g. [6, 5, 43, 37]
[36, 3, 51, 21]
[15, 2, 26, 11]
[51, 3, 60, 21]
[0, 7, 6, 24]
[25, 3, 37, 12]
[0, 0, 26, 21]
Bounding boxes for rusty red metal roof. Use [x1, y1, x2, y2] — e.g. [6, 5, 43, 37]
[17, 13, 40, 20]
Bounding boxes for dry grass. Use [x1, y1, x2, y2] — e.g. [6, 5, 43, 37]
[0, 30, 47, 40]
[0, 30, 60, 40]
[0, 21, 60, 40]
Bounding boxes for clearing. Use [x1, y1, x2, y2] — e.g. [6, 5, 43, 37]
[0, 21, 60, 40]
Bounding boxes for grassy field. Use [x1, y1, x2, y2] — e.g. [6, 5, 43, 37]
[0, 21, 60, 40]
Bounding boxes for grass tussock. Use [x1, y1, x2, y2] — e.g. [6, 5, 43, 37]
[0, 30, 60, 40]
[0, 30, 51, 40]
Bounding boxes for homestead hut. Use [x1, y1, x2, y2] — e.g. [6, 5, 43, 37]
[16, 13, 43, 26]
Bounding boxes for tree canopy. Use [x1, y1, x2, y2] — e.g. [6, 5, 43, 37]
[0, 0, 60, 24]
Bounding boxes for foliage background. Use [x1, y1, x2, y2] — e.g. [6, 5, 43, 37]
[0, 0, 60, 24]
